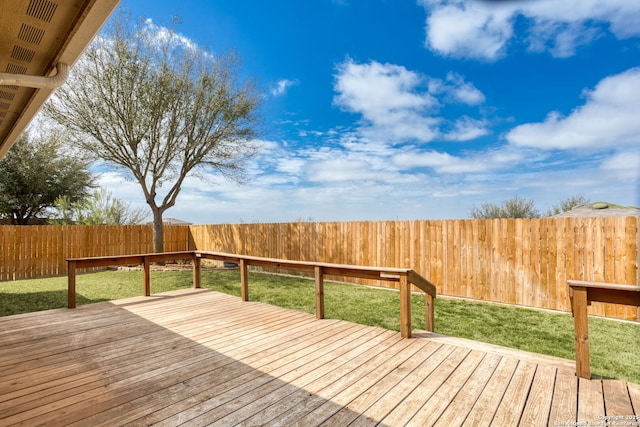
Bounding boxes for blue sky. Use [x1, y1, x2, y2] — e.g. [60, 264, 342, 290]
[97, 0, 640, 223]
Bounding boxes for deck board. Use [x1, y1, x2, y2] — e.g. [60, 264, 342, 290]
[547, 367, 579, 426]
[0, 288, 637, 426]
[432, 352, 502, 427]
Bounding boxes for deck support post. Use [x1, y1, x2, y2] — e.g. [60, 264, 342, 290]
[568, 280, 640, 379]
[67, 260, 76, 308]
[400, 273, 411, 338]
[192, 253, 201, 289]
[240, 259, 249, 302]
[425, 293, 434, 332]
[143, 256, 151, 297]
[315, 266, 325, 319]
[571, 286, 590, 379]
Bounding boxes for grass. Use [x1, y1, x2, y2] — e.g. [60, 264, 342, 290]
[1, 268, 638, 384]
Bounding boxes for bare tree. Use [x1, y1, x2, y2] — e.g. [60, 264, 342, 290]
[50, 187, 148, 225]
[45, 14, 260, 251]
[469, 195, 540, 219]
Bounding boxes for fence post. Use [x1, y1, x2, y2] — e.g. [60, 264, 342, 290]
[240, 258, 249, 302]
[192, 253, 201, 289]
[315, 266, 325, 319]
[143, 256, 151, 297]
[67, 260, 76, 309]
[400, 273, 411, 338]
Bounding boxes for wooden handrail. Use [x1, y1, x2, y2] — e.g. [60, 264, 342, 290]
[568, 280, 640, 379]
[67, 251, 437, 337]
[66, 252, 198, 309]
[196, 251, 437, 337]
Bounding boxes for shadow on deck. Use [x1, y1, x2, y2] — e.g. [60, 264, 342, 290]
[0, 288, 638, 426]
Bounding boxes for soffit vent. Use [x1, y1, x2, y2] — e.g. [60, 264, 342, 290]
[26, 0, 58, 23]
[11, 45, 36, 63]
[18, 23, 46, 46]
[0, 91, 16, 101]
[6, 64, 28, 75]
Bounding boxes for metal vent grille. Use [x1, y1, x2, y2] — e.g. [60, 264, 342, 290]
[26, 0, 58, 23]
[0, 91, 16, 101]
[18, 23, 45, 45]
[0, 103, 10, 111]
[6, 64, 28, 74]
[11, 45, 36, 63]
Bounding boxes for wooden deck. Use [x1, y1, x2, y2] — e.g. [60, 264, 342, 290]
[1, 289, 638, 426]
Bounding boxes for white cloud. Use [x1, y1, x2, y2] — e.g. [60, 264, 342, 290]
[420, 0, 640, 60]
[443, 117, 489, 142]
[333, 59, 440, 143]
[394, 150, 486, 173]
[525, 20, 598, 58]
[421, 0, 515, 60]
[306, 158, 380, 182]
[276, 158, 306, 175]
[270, 79, 298, 96]
[393, 146, 524, 174]
[599, 150, 640, 181]
[428, 72, 486, 105]
[333, 60, 488, 144]
[142, 19, 199, 53]
[506, 68, 640, 150]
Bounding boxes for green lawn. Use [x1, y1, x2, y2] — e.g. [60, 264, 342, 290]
[1, 268, 638, 384]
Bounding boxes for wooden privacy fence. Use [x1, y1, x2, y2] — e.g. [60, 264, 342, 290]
[0, 225, 189, 280]
[189, 217, 640, 321]
[2, 217, 639, 320]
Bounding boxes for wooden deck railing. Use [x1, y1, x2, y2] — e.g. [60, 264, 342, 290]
[568, 280, 640, 379]
[67, 251, 437, 338]
[66, 251, 200, 309]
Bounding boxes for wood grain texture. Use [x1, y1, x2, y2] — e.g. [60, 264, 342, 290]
[0, 288, 634, 426]
[3, 216, 638, 321]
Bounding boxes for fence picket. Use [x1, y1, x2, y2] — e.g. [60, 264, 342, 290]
[1, 218, 637, 320]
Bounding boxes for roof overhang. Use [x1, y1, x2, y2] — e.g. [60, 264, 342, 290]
[0, 0, 120, 159]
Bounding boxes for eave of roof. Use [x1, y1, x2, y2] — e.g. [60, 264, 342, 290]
[0, 0, 120, 159]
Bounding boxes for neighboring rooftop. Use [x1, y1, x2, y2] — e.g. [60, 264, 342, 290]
[552, 202, 640, 218]
[163, 217, 193, 225]
[144, 217, 193, 226]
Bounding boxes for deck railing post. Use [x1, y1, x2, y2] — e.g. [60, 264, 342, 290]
[143, 256, 151, 297]
[240, 258, 249, 302]
[425, 293, 434, 332]
[400, 273, 411, 338]
[571, 286, 591, 379]
[67, 260, 76, 308]
[315, 266, 325, 319]
[192, 253, 201, 289]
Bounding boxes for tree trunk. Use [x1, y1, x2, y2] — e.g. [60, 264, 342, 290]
[152, 208, 164, 253]
[12, 210, 26, 225]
